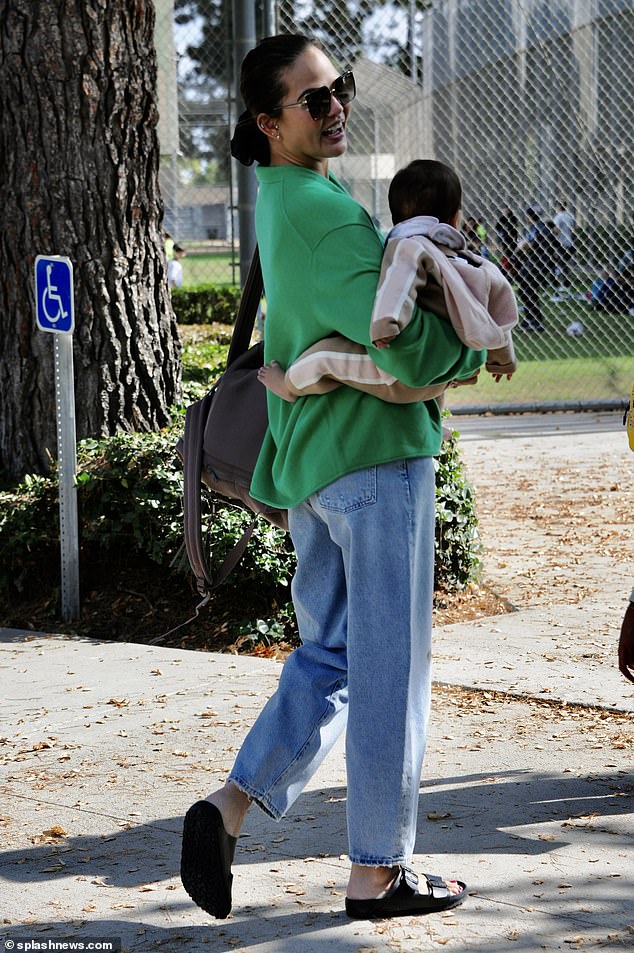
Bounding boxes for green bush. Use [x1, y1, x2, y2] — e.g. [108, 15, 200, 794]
[172, 284, 241, 325]
[0, 421, 481, 630]
[0, 431, 184, 591]
[1, 313, 481, 643]
[0, 428, 290, 587]
[434, 428, 482, 590]
[181, 338, 229, 384]
[0, 472, 59, 590]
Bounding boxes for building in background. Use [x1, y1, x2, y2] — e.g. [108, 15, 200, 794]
[154, 0, 633, 264]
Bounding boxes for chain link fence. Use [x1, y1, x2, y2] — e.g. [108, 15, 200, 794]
[156, 0, 634, 411]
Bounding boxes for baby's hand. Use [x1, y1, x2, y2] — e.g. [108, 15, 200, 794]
[374, 338, 392, 349]
[490, 370, 515, 383]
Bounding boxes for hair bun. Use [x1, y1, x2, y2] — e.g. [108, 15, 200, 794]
[230, 109, 272, 166]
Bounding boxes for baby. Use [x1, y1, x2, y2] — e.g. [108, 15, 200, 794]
[259, 159, 518, 403]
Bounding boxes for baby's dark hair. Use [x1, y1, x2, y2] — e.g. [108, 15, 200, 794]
[231, 33, 319, 166]
[388, 159, 462, 225]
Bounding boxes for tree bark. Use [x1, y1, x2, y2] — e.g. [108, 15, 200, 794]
[0, 0, 181, 482]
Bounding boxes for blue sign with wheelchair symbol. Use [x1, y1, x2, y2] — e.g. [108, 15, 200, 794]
[35, 255, 74, 333]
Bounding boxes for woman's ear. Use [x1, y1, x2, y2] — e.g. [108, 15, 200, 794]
[257, 114, 280, 140]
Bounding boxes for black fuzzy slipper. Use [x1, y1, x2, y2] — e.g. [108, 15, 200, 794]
[346, 866, 467, 920]
[180, 800, 237, 918]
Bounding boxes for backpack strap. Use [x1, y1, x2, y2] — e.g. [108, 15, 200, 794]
[227, 246, 264, 365]
[181, 247, 264, 597]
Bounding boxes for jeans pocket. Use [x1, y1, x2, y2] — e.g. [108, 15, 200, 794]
[315, 466, 377, 513]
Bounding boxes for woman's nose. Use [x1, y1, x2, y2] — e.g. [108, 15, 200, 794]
[329, 94, 346, 116]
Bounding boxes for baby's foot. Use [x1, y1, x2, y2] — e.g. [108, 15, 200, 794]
[257, 361, 296, 402]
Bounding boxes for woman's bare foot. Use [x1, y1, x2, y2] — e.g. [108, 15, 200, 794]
[205, 781, 251, 838]
[257, 361, 296, 402]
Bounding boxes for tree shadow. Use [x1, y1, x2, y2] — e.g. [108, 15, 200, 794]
[1, 767, 631, 889]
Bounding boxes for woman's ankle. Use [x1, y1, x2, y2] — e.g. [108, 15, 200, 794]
[205, 782, 251, 838]
[346, 864, 399, 900]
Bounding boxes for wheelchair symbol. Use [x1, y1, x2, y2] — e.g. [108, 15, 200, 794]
[42, 263, 68, 324]
[35, 255, 74, 333]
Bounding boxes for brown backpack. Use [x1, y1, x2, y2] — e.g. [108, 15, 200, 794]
[178, 247, 288, 601]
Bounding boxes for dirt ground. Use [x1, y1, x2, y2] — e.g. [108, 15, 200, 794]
[454, 413, 632, 612]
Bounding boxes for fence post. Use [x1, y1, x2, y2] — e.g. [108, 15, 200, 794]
[233, 0, 258, 289]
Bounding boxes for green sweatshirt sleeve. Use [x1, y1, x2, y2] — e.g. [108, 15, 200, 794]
[307, 221, 384, 344]
[308, 221, 485, 387]
[371, 307, 486, 387]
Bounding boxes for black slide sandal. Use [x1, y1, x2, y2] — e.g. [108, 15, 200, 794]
[180, 800, 237, 918]
[345, 866, 468, 920]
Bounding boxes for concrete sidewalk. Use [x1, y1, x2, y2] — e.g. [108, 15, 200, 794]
[1, 607, 632, 952]
[1, 414, 633, 952]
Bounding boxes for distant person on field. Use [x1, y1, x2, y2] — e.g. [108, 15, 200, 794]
[590, 240, 634, 314]
[552, 202, 576, 297]
[462, 216, 481, 253]
[511, 205, 553, 332]
[167, 244, 186, 290]
[495, 205, 519, 266]
[615, 241, 634, 313]
[475, 219, 490, 258]
[259, 159, 519, 404]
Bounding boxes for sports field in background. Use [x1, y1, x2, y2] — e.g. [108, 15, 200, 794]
[447, 295, 633, 407]
[180, 250, 238, 287]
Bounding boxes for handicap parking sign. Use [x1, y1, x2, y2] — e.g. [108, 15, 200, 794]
[35, 255, 74, 333]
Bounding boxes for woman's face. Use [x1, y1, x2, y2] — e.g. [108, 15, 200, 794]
[263, 45, 351, 175]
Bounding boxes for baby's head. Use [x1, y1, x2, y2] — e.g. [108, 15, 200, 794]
[388, 159, 462, 227]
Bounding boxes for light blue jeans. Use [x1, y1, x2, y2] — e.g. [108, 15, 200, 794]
[229, 457, 435, 866]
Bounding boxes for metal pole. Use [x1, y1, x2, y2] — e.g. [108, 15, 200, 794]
[262, 0, 277, 37]
[409, 0, 416, 80]
[233, 0, 258, 287]
[54, 334, 80, 622]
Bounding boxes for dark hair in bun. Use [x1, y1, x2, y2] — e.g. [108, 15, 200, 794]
[230, 33, 319, 166]
[230, 110, 268, 166]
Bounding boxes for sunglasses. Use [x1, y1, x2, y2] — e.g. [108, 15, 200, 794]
[277, 70, 356, 121]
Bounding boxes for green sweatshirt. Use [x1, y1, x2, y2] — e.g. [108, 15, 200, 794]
[250, 165, 484, 510]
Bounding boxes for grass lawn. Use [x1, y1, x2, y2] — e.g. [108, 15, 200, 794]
[181, 252, 238, 287]
[448, 292, 634, 407]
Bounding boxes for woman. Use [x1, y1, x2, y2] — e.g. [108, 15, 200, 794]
[180, 33, 483, 921]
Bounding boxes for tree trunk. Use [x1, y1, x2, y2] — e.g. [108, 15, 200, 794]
[0, 0, 181, 482]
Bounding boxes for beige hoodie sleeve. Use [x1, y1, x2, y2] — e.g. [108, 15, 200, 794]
[284, 334, 447, 404]
[369, 236, 437, 345]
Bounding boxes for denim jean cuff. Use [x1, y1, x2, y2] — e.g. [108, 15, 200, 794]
[348, 854, 409, 867]
[227, 773, 283, 821]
